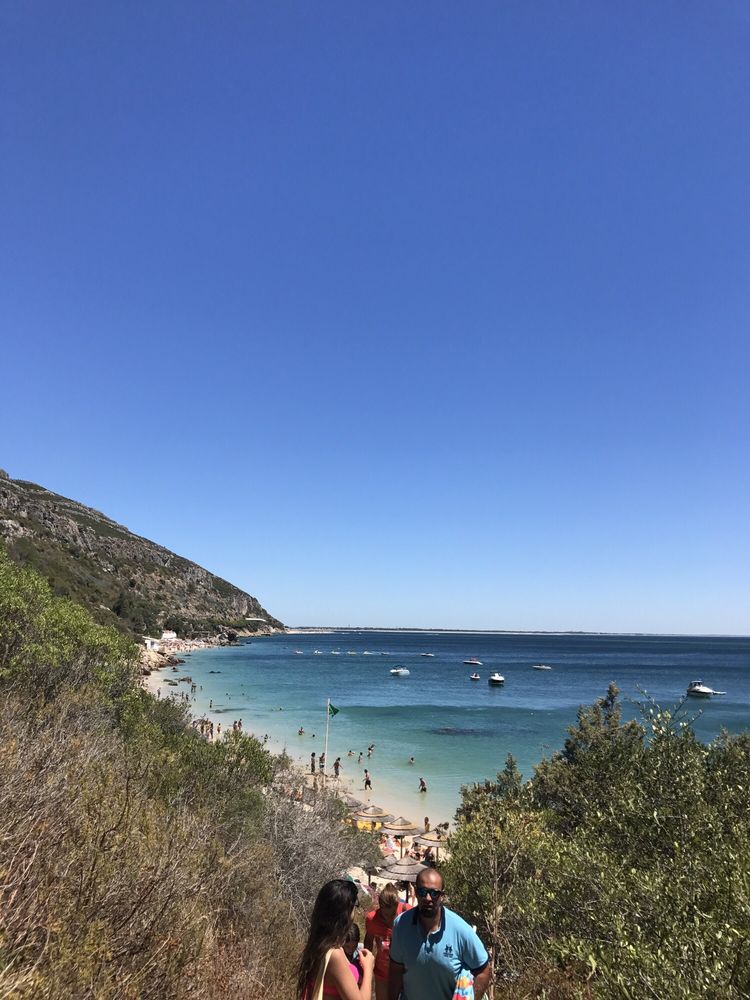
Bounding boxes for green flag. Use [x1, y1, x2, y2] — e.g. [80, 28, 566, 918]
[328, 702, 339, 717]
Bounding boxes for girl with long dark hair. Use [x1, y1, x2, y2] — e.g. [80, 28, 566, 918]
[297, 879, 374, 1000]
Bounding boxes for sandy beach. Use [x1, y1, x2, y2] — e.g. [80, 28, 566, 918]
[141, 661, 440, 828]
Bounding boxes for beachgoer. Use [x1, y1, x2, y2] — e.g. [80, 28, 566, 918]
[299, 727, 305, 735]
[408, 756, 414, 765]
[333, 757, 342, 778]
[388, 869, 490, 1000]
[296, 879, 374, 1000]
[339, 922, 363, 991]
[357, 752, 363, 765]
[424, 817, 430, 832]
[419, 777, 427, 793]
[311, 752, 317, 775]
[347, 749, 354, 757]
[364, 883, 410, 1000]
[319, 752, 326, 773]
[364, 769, 372, 791]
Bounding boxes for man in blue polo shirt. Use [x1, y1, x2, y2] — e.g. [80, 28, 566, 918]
[388, 868, 490, 999]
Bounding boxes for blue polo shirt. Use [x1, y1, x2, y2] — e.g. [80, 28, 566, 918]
[390, 905, 488, 1000]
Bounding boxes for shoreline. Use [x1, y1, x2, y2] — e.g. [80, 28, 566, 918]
[140, 663, 439, 827]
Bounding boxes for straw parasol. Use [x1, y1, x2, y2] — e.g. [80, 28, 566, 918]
[379, 816, 423, 857]
[351, 804, 395, 830]
[412, 827, 449, 860]
[375, 857, 427, 883]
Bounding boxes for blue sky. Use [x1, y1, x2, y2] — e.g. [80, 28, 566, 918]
[1, 2, 748, 632]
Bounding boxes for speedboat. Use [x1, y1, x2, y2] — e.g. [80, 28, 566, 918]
[488, 673, 505, 686]
[469, 672, 480, 681]
[686, 680, 726, 698]
[294, 650, 304, 655]
[420, 652, 435, 657]
[390, 667, 410, 677]
[330, 651, 341, 655]
[464, 658, 483, 666]
[313, 650, 323, 655]
[532, 664, 552, 670]
[346, 651, 357, 655]
[363, 651, 373, 655]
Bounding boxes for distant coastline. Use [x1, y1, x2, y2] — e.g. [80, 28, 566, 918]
[287, 626, 749, 638]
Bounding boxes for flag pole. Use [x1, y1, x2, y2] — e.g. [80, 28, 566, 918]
[324, 698, 330, 781]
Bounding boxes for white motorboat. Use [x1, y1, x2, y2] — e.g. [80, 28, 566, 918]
[313, 650, 323, 655]
[363, 651, 373, 655]
[346, 651, 357, 655]
[686, 680, 726, 698]
[294, 650, 304, 655]
[488, 672, 505, 686]
[469, 672, 481, 681]
[464, 658, 483, 666]
[532, 664, 552, 670]
[330, 651, 341, 655]
[390, 667, 410, 677]
[420, 652, 435, 657]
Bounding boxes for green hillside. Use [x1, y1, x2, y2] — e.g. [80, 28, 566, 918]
[0, 471, 283, 637]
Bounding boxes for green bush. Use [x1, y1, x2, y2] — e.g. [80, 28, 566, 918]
[444, 685, 750, 999]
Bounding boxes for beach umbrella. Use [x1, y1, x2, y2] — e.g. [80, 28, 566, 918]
[351, 805, 394, 829]
[379, 817, 422, 857]
[375, 857, 427, 883]
[412, 828, 449, 859]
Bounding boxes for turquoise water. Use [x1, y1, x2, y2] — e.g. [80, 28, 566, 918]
[175, 631, 750, 825]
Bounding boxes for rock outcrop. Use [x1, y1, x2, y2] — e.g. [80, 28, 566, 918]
[0, 475, 284, 638]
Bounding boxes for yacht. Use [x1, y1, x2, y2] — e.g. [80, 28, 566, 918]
[294, 650, 304, 655]
[686, 680, 725, 698]
[532, 664, 552, 670]
[488, 672, 505, 686]
[420, 652, 435, 657]
[469, 672, 481, 681]
[330, 651, 341, 655]
[390, 667, 410, 677]
[464, 658, 483, 666]
[313, 650, 323, 655]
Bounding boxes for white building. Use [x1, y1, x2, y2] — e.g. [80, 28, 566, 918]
[144, 637, 161, 652]
[161, 630, 177, 641]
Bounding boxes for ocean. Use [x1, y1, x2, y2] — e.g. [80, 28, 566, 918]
[171, 630, 750, 826]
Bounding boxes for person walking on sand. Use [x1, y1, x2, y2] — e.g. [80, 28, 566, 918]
[388, 869, 490, 1000]
[364, 883, 410, 1000]
[333, 757, 342, 779]
[364, 769, 372, 791]
[311, 752, 317, 775]
[297, 879, 374, 1000]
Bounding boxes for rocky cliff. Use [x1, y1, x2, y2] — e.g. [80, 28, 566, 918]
[0, 471, 283, 638]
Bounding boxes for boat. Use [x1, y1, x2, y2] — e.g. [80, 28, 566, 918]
[532, 664, 552, 671]
[294, 650, 304, 655]
[390, 667, 410, 677]
[330, 651, 341, 655]
[469, 672, 481, 681]
[686, 680, 726, 698]
[346, 651, 357, 655]
[464, 658, 483, 666]
[488, 673, 505, 686]
[363, 651, 373, 655]
[420, 652, 435, 657]
[313, 650, 323, 655]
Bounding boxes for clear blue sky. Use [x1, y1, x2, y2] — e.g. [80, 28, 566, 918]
[1, 2, 748, 633]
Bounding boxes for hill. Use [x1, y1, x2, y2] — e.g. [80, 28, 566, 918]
[0, 471, 283, 638]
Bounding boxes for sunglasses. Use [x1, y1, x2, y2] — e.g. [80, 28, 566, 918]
[415, 887, 444, 900]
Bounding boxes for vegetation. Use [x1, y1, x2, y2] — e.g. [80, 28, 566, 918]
[0, 549, 376, 998]
[0, 476, 283, 638]
[444, 683, 750, 999]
